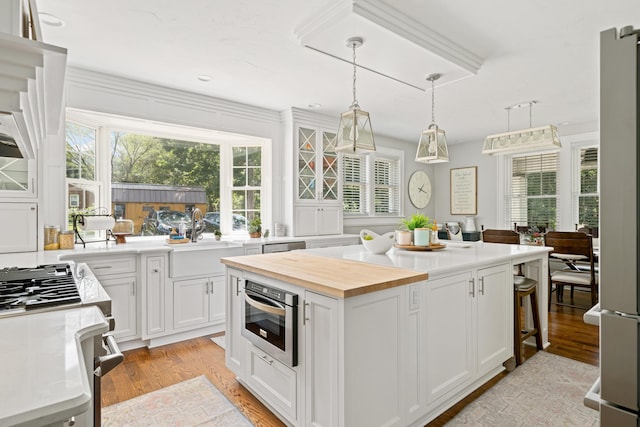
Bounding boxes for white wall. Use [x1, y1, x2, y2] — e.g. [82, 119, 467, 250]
[433, 139, 499, 232]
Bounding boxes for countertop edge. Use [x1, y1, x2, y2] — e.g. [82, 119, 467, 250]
[221, 254, 428, 298]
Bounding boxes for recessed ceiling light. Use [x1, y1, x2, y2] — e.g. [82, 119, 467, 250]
[39, 12, 65, 27]
[308, 103, 322, 109]
[197, 75, 212, 82]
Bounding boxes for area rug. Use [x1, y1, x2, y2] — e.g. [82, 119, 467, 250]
[446, 351, 599, 426]
[102, 375, 252, 426]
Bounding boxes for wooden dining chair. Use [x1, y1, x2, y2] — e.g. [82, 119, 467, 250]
[482, 229, 543, 365]
[544, 231, 598, 308]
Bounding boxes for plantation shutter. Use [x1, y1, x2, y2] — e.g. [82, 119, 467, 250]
[342, 154, 368, 215]
[509, 152, 558, 229]
[374, 157, 400, 215]
[578, 147, 599, 228]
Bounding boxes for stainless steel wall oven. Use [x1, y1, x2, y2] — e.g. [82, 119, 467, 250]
[242, 279, 298, 366]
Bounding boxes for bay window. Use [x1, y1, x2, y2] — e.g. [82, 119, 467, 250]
[65, 110, 270, 236]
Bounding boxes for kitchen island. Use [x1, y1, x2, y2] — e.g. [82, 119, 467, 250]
[222, 242, 551, 427]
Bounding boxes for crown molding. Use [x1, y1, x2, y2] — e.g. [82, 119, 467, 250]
[353, 0, 483, 74]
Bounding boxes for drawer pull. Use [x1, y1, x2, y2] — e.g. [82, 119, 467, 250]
[94, 266, 112, 270]
[259, 354, 274, 365]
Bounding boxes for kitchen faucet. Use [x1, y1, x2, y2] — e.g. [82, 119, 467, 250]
[191, 208, 204, 242]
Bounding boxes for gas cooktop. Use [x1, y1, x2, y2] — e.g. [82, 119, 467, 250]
[0, 263, 81, 314]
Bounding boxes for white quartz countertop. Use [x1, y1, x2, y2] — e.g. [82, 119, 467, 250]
[303, 241, 551, 279]
[0, 306, 108, 426]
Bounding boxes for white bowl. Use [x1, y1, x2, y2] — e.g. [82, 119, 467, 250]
[360, 229, 395, 254]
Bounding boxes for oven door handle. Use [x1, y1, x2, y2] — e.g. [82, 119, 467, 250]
[97, 334, 124, 377]
[245, 293, 286, 316]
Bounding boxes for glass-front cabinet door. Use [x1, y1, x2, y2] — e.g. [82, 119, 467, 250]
[297, 127, 339, 202]
[0, 156, 35, 196]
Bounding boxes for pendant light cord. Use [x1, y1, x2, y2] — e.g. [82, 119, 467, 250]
[352, 42, 358, 107]
[431, 77, 435, 125]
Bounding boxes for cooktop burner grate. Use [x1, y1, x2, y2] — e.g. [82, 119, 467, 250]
[0, 264, 81, 313]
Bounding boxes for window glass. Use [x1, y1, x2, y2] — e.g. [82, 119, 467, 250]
[578, 147, 599, 231]
[510, 153, 558, 230]
[64, 112, 268, 236]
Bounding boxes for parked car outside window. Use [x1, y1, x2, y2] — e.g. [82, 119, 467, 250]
[141, 210, 204, 237]
[204, 212, 247, 232]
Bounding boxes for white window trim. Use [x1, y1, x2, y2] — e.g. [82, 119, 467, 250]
[343, 146, 404, 226]
[65, 109, 272, 236]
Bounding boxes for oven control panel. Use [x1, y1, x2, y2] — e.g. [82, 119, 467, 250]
[246, 280, 285, 301]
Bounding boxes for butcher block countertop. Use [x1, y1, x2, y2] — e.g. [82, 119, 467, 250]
[221, 251, 428, 298]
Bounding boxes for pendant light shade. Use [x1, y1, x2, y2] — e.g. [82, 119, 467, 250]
[416, 73, 449, 163]
[335, 37, 376, 154]
[482, 101, 562, 155]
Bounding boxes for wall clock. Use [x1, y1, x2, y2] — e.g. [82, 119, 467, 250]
[408, 170, 432, 209]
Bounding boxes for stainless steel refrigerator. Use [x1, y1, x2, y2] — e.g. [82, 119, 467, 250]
[598, 24, 640, 425]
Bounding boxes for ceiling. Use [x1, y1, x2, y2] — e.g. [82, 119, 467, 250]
[36, 0, 640, 144]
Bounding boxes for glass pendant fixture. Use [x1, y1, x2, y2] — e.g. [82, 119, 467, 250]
[335, 37, 376, 154]
[482, 101, 562, 155]
[416, 73, 449, 163]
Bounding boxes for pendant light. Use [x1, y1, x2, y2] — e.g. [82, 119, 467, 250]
[482, 101, 562, 155]
[335, 37, 376, 153]
[416, 73, 449, 163]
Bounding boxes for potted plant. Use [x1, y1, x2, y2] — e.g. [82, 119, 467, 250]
[213, 229, 222, 240]
[248, 216, 262, 238]
[398, 213, 432, 245]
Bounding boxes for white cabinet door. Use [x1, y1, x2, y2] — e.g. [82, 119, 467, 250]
[476, 264, 512, 377]
[100, 276, 138, 341]
[0, 202, 36, 253]
[296, 127, 339, 204]
[318, 205, 342, 235]
[143, 255, 165, 338]
[209, 275, 226, 325]
[173, 277, 209, 330]
[305, 291, 339, 427]
[294, 206, 319, 236]
[226, 271, 245, 376]
[425, 272, 474, 404]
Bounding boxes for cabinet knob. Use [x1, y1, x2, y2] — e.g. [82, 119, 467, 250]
[152, 269, 159, 273]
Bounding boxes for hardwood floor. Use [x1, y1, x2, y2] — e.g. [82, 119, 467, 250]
[102, 289, 599, 427]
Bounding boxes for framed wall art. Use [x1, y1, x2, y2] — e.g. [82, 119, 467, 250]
[450, 166, 477, 215]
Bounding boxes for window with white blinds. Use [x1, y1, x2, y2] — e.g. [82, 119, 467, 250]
[342, 150, 401, 217]
[509, 152, 558, 230]
[577, 146, 599, 229]
[343, 154, 368, 215]
[373, 158, 400, 215]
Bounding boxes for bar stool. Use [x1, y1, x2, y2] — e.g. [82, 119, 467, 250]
[482, 229, 544, 365]
[514, 276, 544, 365]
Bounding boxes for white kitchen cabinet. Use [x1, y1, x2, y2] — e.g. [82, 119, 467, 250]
[246, 343, 298, 424]
[283, 109, 344, 237]
[304, 290, 339, 427]
[226, 269, 245, 376]
[70, 254, 139, 342]
[0, 158, 36, 198]
[141, 254, 166, 339]
[476, 264, 512, 377]
[0, 202, 36, 253]
[294, 205, 342, 236]
[173, 275, 226, 330]
[99, 275, 138, 341]
[424, 271, 475, 404]
[424, 264, 511, 406]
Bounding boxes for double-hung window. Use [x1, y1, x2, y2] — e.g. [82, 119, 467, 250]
[507, 152, 558, 230]
[342, 147, 402, 217]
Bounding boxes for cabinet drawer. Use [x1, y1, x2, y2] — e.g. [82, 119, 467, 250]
[85, 256, 137, 277]
[246, 344, 297, 422]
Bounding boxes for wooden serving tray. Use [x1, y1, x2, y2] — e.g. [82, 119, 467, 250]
[166, 238, 190, 244]
[393, 243, 446, 251]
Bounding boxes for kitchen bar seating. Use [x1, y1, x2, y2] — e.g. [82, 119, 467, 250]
[482, 229, 543, 365]
[545, 231, 598, 309]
